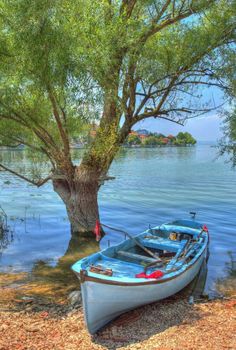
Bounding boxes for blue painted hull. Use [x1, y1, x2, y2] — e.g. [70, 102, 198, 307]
[72, 219, 209, 334]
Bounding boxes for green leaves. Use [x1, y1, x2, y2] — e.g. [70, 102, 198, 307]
[0, 0, 235, 169]
[175, 132, 196, 146]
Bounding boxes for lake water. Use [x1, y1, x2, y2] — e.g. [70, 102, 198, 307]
[0, 145, 235, 296]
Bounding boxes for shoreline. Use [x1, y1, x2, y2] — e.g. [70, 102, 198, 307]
[0, 144, 197, 151]
[0, 294, 235, 350]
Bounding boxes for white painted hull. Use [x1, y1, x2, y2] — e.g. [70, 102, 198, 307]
[81, 249, 206, 334]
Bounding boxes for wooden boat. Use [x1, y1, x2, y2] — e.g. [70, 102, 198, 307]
[72, 219, 209, 334]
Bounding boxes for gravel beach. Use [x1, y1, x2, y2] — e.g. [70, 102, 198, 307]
[0, 281, 235, 350]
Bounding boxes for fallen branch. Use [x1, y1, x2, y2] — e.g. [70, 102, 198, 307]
[98, 175, 116, 186]
[100, 176, 116, 181]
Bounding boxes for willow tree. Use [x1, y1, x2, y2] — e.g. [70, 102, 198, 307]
[218, 45, 236, 166]
[0, 0, 235, 235]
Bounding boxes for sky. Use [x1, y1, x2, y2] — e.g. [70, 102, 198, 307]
[134, 86, 227, 142]
[135, 113, 224, 142]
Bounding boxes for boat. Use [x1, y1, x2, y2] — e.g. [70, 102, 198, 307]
[72, 218, 209, 334]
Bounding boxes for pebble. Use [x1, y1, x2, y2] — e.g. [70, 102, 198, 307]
[68, 290, 81, 305]
[0, 324, 8, 331]
[188, 296, 194, 305]
[25, 326, 40, 332]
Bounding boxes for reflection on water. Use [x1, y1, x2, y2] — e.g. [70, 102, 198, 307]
[26, 233, 100, 300]
[0, 145, 236, 299]
[215, 252, 236, 297]
[0, 206, 14, 257]
[180, 258, 208, 299]
[0, 233, 100, 302]
[0, 229, 14, 256]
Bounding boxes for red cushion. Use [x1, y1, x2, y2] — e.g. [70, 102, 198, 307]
[135, 270, 164, 279]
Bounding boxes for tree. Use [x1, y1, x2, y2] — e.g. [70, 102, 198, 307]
[143, 135, 159, 146]
[175, 132, 196, 145]
[126, 134, 141, 146]
[217, 45, 236, 165]
[0, 0, 235, 236]
[143, 135, 167, 146]
[220, 108, 236, 166]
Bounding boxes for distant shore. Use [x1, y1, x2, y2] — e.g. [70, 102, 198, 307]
[122, 144, 196, 148]
[0, 144, 197, 151]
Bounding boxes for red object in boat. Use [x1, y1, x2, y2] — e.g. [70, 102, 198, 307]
[94, 220, 101, 241]
[202, 225, 208, 232]
[135, 270, 164, 279]
[147, 270, 164, 279]
[135, 272, 147, 278]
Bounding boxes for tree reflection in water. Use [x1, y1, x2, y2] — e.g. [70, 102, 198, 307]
[0, 206, 14, 257]
[30, 232, 100, 301]
[215, 252, 236, 297]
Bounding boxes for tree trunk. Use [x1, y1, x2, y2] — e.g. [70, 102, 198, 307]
[51, 84, 130, 236]
[66, 185, 99, 235]
[52, 167, 100, 236]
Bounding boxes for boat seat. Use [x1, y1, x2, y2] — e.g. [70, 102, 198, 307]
[117, 251, 158, 263]
[160, 224, 201, 239]
[140, 236, 188, 253]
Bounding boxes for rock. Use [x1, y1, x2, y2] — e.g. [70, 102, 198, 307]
[26, 305, 32, 310]
[21, 296, 34, 304]
[68, 291, 81, 305]
[25, 326, 40, 332]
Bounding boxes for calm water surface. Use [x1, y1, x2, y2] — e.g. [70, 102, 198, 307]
[0, 145, 235, 296]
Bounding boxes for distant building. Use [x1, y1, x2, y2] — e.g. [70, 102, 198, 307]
[162, 138, 170, 144]
[129, 130, 138, 136]
[139, 134, 148, 143]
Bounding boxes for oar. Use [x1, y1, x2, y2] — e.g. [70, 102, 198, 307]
[169, 227, 206, 267]
[100, 223, 162, 262]
[180, 227, 206, 258]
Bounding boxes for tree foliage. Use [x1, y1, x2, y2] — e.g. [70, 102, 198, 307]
[0, 1, 235, 160]
[126, 134, 141, 146]
[174, 132, 196, 145]
[144, 135, 165, 146]
[0, 0, 235, 230]
[220, 108, 236, 166]
[217, 40, 236, 166]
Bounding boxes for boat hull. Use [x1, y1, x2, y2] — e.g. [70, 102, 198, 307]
[79, 247, 207, 334]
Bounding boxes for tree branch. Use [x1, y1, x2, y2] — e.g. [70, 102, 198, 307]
[132, 112, 185, 125]
[47, 87, 70, 156]
[0, 163, 51, 187]
[139, 79, 230, 99]
[120, 0, 137, 18]
[153, 0, 172, 23]
[132, 30, 234, 124]
[0, 132, 56, 169]
[139, 1, 215, 44]
[0, 132, 43, 153]
[0, 111, 58, 152]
